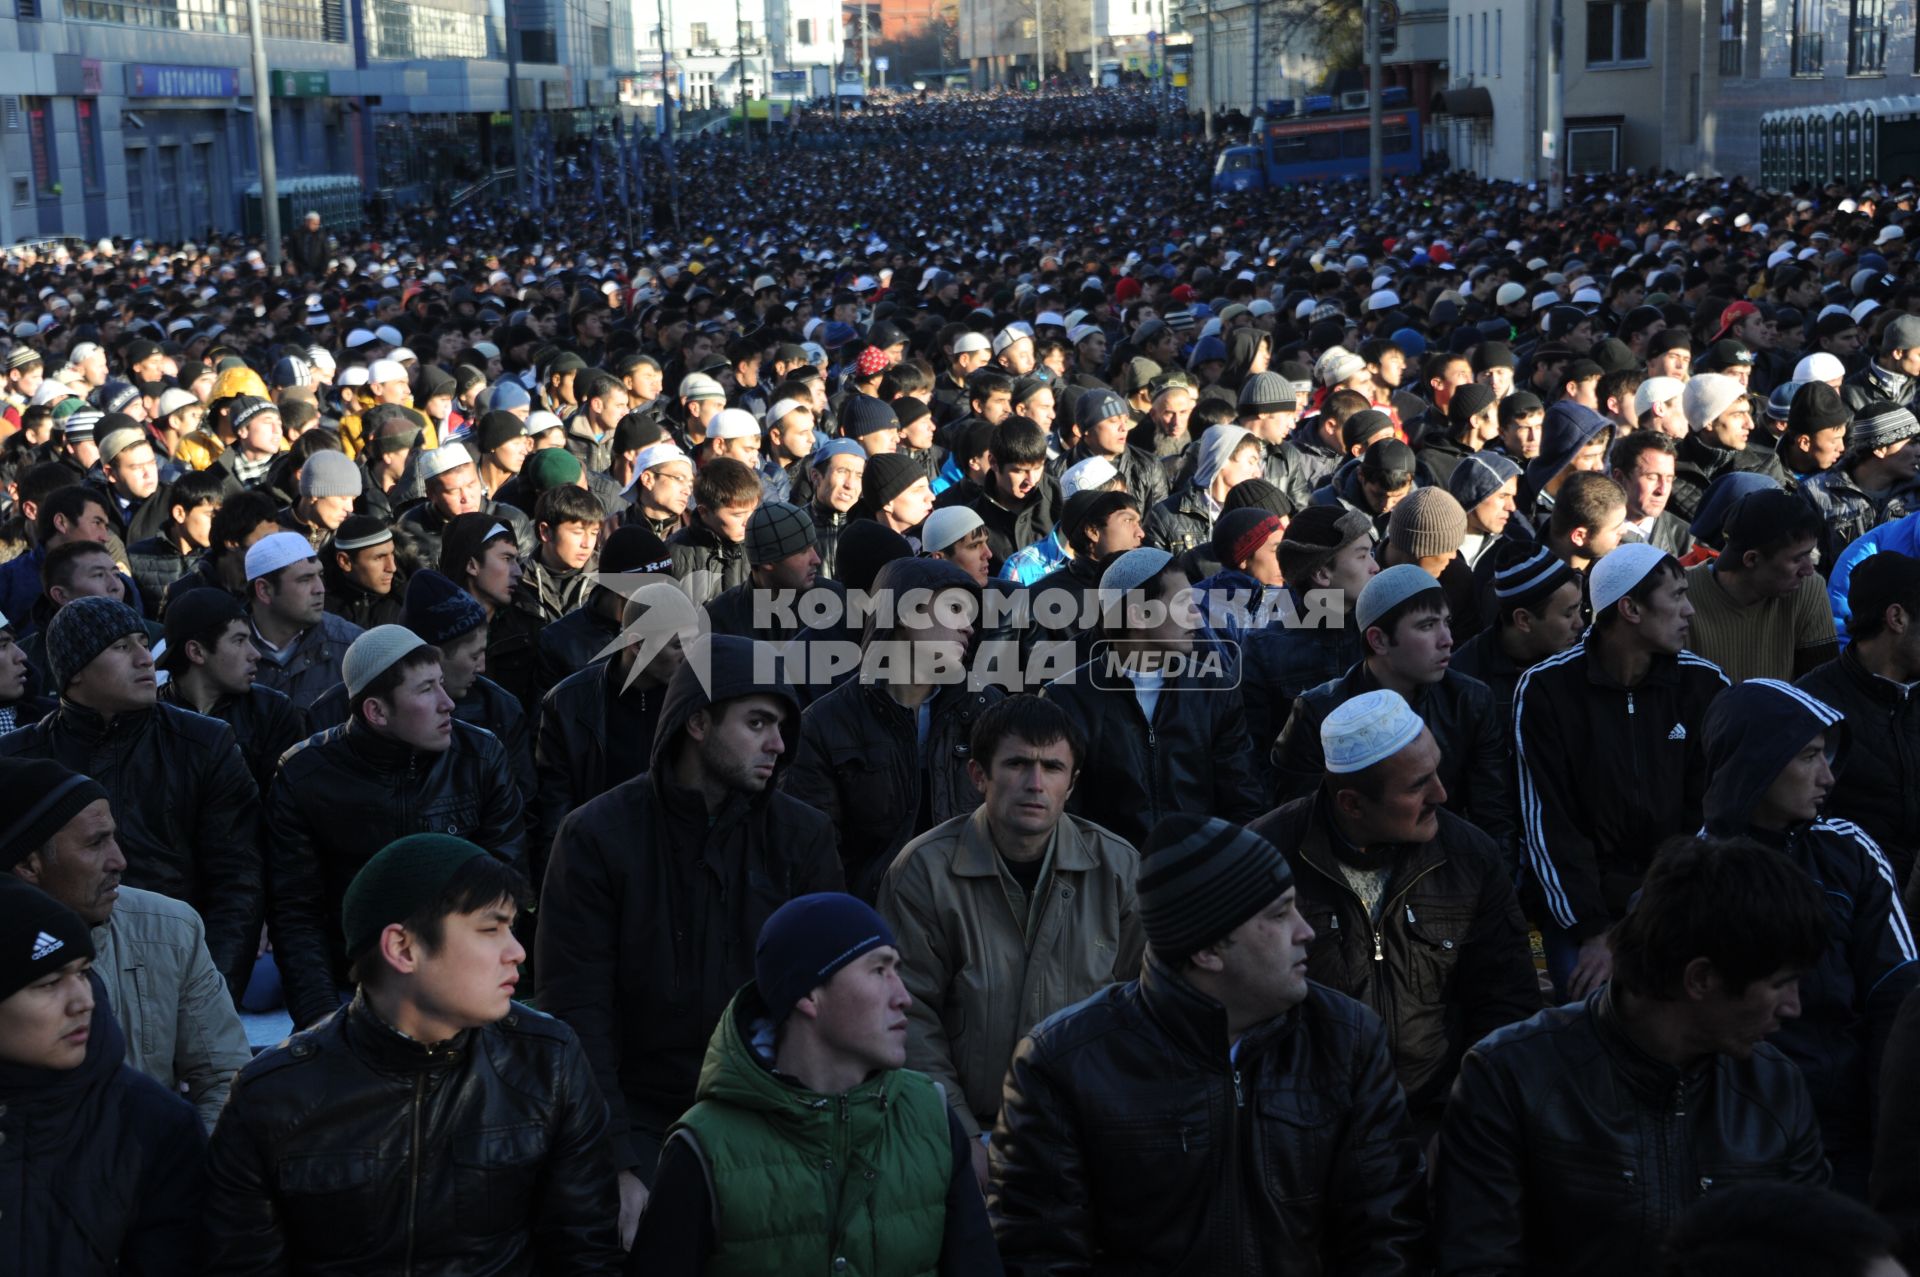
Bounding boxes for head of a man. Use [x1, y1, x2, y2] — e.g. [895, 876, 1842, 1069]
[534, 484, 604, 574]
[755, 893, 911, 1081]
[343, 836, 530, 1041]
[1592, 548, 1692, 656]
[46, 597, 154, 716]
[1325, 708, 1447, 849]
[1140, 815, 1312, 1034]
[1607, 836, 1829, 1061]
[967, 694, 1082, 845]
[1359, 575, 1454, 689]
[1715, 492, 1821, 601]
[249, 535, 327, 631]
[682, 691, 791, 800]
[0, 879, 97, 1070]
[4, 761, 120, 928]
[686, 458, 757, 545]
[350, 633, 455, 752]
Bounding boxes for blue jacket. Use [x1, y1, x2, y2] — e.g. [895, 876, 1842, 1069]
[0, 545, 44, 623]
[1827, 511, 1920, 641]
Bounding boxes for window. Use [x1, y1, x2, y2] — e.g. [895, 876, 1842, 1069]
[66, 0, 344, 40]
[1791, 0, 1825, 75]
[24, 96, 51, 198]
[689, 20, 708, 46]
[366, 0, 488, 59]
[796, 17, 811, 42]
[1480, 13, 1488, 78]
[590, 23, 611, 63]
[1496, 11, 1503, 74]
[1586, 1, 1649, 66]
[75, 98, 103, 192]
[1718, 0, 1742, 74]
[1848, 0, 1886, 74]
[1453, 15, 1460, 70]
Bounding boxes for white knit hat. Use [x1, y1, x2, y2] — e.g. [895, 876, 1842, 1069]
[1589, 542, 1672, 614]
[1322, 689, 1425, 773]
[1681, 373, 1747, 433]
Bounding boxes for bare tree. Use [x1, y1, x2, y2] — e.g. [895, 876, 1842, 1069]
[1260, 0, 1363, 79]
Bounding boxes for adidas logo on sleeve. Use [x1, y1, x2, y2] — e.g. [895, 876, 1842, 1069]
[1666, 723, 1687, 741]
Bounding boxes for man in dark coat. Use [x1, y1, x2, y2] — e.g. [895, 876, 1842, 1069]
[783, 557, 1003, 900]
[536, 634, 843, 1248]
[988, 814, 1425, 1274]
[264, 624, 525, 1028]
[0, 596, 264, 995]
[0, 879, 208, 1277]
[1251, 689, 1541, 1132]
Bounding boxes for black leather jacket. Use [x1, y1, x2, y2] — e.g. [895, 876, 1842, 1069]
[1042, 657, 1263, 849]
[1433, 984, 1828, 1275]
[988, 957, 1426, 1276]
[0, 699, 262, 989]
[204, 994, 621, 1276]
[157, 680, 308, 798]
[784, 678, 1001, 902]
[266, 719, 527, 1027]
[1249, 794, 1542, 1122]
[306, 674, 535, 814]
[1271, 661, 1517, 847]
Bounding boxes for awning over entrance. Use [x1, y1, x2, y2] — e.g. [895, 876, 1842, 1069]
[1431, 87, 1493, 118]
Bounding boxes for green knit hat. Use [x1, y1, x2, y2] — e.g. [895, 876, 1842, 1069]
[522, 445, 584, 495]
[342, 834, 489, 960]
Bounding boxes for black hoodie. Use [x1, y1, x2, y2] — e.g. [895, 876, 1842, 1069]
[1702, 678, 1919, 1193]
[535, 634, 844, 1178]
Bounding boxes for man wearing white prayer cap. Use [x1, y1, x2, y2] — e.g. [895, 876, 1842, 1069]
[1511, 541, 1729, 1001]
[1250, 686, 1541, 1129]
[245, 530, 364, 710]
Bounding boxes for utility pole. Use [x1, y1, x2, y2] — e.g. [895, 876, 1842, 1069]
[657, 0, 680, 227]
[1202, 0, 1213, 138]
[244, 0, 281, 267]
[736, 0, 751, 150]
[1249, 0, 1259, 114]
[1546, 0, 1564, 209]
[506, 0, 527, 203]
[1366, 0, 1382, 201]
[1036, 0, 1045, 89]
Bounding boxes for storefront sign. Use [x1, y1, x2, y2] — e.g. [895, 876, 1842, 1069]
[270, 71, 331, 97]
[125, 64, 240, 99]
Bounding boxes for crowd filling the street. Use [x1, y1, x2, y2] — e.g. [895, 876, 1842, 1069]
[12, 82, 1920, 1274]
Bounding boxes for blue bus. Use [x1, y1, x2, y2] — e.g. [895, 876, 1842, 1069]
[1212, 106, 1421, 194]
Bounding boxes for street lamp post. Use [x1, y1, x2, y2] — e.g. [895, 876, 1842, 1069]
[244, 0, 281, 268]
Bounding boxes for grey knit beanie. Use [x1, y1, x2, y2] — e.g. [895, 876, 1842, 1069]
[343, 624, 428, 700]
[300, 449, 364, 499]
[44, 596, 145, 689]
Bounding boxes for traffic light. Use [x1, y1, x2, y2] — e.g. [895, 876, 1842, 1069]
[1380, 25, 1397, 55]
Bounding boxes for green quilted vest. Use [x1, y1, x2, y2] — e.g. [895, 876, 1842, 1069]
[670, 986, 950, 1277]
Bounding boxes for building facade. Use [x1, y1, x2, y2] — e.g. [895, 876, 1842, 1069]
[635, 0, 842, 110]
[1433, 1, 1914, 188]
[0, 0, 634, 247]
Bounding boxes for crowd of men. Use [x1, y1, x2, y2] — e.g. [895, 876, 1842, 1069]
[7, 84, 1920, 1275]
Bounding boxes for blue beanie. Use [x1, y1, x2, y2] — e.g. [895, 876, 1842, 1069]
[755, 893, 896, 1023]
[403, 569, 488, 646]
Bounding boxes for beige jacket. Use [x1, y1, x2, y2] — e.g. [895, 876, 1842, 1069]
[91, 885, 254, 1131]
[879, 806, 1144, 1137]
